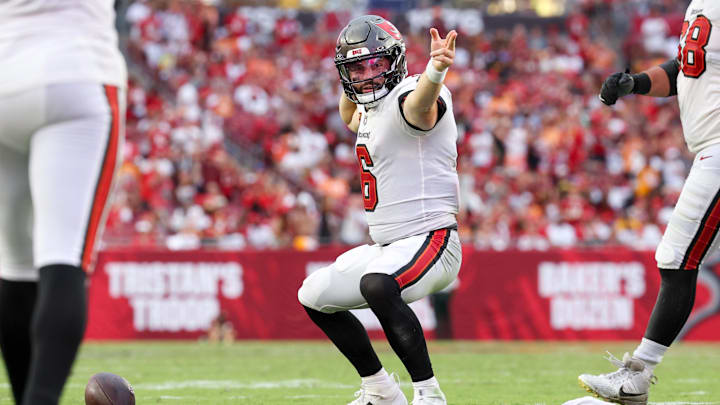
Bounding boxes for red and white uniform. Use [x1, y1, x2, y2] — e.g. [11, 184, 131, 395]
[677, 0, 720, 153]
[299, 76, 461, 313]
[657, 1, 720, 270]
[0, 0, 126, 280]
[355, 76, 460, 245]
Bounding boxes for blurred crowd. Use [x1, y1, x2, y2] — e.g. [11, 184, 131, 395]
[104, 0, 693, 251]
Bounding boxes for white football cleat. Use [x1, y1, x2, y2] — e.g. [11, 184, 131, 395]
[348, 373, 408, 405]
[578, 352, 656, 405]
[411, 385, 447, 405]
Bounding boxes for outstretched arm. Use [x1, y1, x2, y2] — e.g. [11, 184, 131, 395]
[599, 58, 680, 105]
[402, 28, 457, 131]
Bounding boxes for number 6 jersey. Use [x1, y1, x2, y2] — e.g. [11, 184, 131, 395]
[354, 75, 460, 245]
[678, 1, 720, 153]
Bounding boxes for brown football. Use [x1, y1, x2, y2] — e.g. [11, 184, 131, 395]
[84, 372, 135, 405]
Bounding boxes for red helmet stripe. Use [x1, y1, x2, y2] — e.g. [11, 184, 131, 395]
[375, 20, 402, 40]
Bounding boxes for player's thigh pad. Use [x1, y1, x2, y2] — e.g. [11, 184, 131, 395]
[298, 244, 383, 313]
[371, 228, 461, 304]
[30, 83, 124, 271]
[656, 146, 720, 270]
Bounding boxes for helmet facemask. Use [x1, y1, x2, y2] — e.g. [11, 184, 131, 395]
[336, 44, 406, 107]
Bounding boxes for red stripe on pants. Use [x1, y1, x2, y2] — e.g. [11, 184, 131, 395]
[684, 197, 720, 270]
[80, 85, 120, 271]
[395, 229, 448, 288]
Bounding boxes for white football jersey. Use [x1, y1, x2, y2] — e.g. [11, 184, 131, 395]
[355, 75, 459, 245]
[0, 0, 127, 94]
[677, 0, 720, 153]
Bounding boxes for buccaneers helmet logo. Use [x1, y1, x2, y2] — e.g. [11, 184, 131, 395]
[375, 21, 402, 40]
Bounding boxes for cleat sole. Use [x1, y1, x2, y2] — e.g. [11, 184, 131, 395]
[576, 378, 647, 405]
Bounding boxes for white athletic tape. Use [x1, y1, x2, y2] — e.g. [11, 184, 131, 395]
[425, 60, 448, 83]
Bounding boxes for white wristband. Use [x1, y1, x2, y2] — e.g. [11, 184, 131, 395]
[425, 60, 448, 84]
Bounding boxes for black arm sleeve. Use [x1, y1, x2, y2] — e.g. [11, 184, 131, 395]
[660, 58, 680, 97]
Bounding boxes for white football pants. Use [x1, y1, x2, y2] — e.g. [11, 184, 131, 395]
[0, 83, 125, 281]
[299, 227, 461, 313]
[656, 143, 720, 270]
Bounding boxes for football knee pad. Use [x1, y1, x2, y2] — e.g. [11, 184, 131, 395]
[359, 273, 400, 304]
[298, 268, 333, 313]
[655, 239, 680, 269]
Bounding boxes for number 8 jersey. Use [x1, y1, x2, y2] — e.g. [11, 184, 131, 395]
[354, 75, 460, 245]
[678, 1, 720, 153]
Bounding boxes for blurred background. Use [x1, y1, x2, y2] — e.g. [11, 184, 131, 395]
[106, 0, 689, 252]
[84, 0, 720, 343]
[17, 1, 720, 403]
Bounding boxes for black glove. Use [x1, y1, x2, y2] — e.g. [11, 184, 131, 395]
[599, 71, 635, 106]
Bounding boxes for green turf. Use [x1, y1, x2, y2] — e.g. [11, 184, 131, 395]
[0, 341, 718, 404]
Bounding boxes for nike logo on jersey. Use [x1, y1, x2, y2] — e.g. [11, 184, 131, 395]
[619, 387, 645, 398]
[700, 155, 712, 161]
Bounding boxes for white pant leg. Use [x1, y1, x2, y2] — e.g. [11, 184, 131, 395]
[0, 144, 35, 281]
[656, 144, 720, 270]
[30, 83, 125, 272]
[391, 229, 461, 304]
[298, 227, 461, 313]
[298, 244, 384, 313]
[0, 88, 44, 281]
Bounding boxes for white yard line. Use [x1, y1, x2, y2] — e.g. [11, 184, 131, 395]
[130, 379, 354, 390]
[285, 394, 346, 399]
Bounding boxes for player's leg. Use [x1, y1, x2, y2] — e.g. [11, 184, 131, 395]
[302, 307, 383, 378]
[0, 143, 37, 404]
[22, 83, 124, 405]
[361, 227, 461, 404]
[634, 152, 719, 364]
[298, 244, 407, 405]
[579, 149, 720, 405]
[0, 89, 45, 404]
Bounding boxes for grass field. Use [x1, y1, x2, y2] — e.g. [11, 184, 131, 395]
[0, 341, 718, 404]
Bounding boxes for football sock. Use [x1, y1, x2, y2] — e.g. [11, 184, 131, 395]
[303, 305, 383, 377]
[360, 273, 434, 382]
[23, 265, 87, 405]
[412, 376, 439, 390]
[643, 268, 698, 347]
[633, 338, 668, 371]
[361, 367, 393, 386]
[0, 279, 37, 403]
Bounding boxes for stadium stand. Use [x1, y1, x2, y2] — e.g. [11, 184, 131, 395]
[104, 0, 691, 251]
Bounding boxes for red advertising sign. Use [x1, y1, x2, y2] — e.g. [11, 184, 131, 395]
[85, 248, 720, 341]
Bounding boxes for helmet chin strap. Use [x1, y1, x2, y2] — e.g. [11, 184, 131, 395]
[355, 86, 389, 107]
